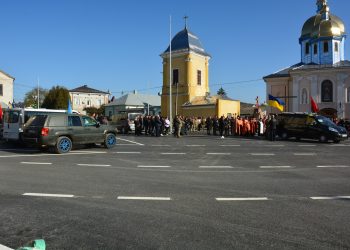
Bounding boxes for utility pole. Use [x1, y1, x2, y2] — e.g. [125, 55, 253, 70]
[169, 15, 173, 132]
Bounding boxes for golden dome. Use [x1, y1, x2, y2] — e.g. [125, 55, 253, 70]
[301, 14, 345, 38]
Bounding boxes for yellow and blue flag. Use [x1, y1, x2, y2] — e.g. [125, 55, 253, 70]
[268, 94, 285, 112]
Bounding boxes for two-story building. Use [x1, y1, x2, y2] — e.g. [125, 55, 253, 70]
[0, 69, 14, 108]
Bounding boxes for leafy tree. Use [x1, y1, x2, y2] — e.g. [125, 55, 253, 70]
[84, 105, 105, 116]
[217, 87, 226, 96]
[24, 87, 48, 108]
[42, 86, 70, 109]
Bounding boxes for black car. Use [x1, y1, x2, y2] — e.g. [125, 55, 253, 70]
[22, 113, 118, 153]
[276, 113, 348, 143]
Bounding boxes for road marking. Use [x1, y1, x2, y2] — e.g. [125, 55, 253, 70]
[116, 137, 144, 146]
[137, 165, 171, 168]
[298, 145, 316, 147]
[161, 153, 186, 155]
[0, 243, 14, 250]
[328, 144, 350, 147]
[310, 196, 350, 200]
[293, 153, 317, 156]
[186, 145, 206, 147]
[199, 166, 234, 169]
[77, 164, 111, 167]
[219, 145, 241, 147]
[20, 162, 52, 165]
[317, 165, 350, 168]
[22, 193, 75, 198]
[206, 153, 231, 155]
[114, 152, 141, 154]
[116, 144, 140, 146]
[152, 145, 170, 147]
[117, 196, 171, 201]
[259, 166, 292, 169]
[216, 197, 269, 201]
[250, 153, 275, 156]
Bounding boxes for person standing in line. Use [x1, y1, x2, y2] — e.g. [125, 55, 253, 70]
[143, 116, 149, 135]
[164, 117, 170, 135]
[219, 115, 225, 138]
[213, 116, 219, 136]
[206, 116, 212, 135]
[269, 115, 278, 141]
[154, 115, 162, 137]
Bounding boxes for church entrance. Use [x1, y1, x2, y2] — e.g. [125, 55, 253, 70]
[319, 108, 337, 119]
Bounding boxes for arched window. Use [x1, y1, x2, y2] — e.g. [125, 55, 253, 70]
[301, 88, 308, 104]
[321, 80, 333, 102]
[305, 42, 310, 55]
[323, 41, 329, 53]
[313, 44, 318, 55]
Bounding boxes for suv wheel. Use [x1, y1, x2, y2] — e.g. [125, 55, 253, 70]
[104, 133, 116, 149]
[55, 136, 72, 154]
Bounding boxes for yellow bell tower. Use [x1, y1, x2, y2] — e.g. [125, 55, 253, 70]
[161, 20, 211, 118]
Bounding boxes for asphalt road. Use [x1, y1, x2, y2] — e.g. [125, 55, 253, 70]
[0, 135, 350, 249]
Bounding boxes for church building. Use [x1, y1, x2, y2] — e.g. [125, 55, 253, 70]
[161, 21, 240, 118]
[264, 0, 350, 119]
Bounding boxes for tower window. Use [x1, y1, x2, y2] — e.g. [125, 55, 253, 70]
[197, 70, 202, 86]
[313, 44, 318, 55]
[301, 88, 308, 104]
[335, 42, 339, 52]
[321, 80, 333, 103]
[172, 69, 179, 85]
[0, 84, 3, 96]
[305, 43, 310, 55]
[323, 41, 329, 53]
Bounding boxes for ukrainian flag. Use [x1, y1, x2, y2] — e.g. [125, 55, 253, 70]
[268, 94, 285, 112]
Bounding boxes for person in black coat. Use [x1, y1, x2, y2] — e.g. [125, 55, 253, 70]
[219, 116, 225, 138]
[269, 115, 278, 141]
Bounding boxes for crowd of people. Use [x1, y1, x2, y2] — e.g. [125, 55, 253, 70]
[128, 114, 280, 141]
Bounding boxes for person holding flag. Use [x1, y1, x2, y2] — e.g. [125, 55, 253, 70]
[268, 94, 285, 112]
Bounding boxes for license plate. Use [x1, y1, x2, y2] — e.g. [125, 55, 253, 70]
[28, 129, 36, 134]
[342, 134, 348, 138]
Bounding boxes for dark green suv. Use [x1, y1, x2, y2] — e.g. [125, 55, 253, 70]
[22, 114, 117, 153]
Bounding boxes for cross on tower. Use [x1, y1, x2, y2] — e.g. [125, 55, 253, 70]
[184, 15, 189, 28]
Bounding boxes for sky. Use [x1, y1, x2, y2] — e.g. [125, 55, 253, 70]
[1, 0, 349, 103]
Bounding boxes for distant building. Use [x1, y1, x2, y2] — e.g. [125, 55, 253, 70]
[105, 91, 161, 117]
[0, 69, 15, 107]
[69, 85, 110, 113]
[160, 22, 240, 118]
[264, 0, 350, 119]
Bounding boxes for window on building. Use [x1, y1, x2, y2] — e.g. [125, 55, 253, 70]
[197, 70, 202, 86]
[313, 44, 318, 55]
[335, 42, 339, 52]
[74, 97, 79, 105]
[172, 69, 179, 85]
[0, 84, 3, 96]
[301, 88, 308, 104]
[323, 41, 329, 53]
[347, 88, 350, 103]
[87, 100, 90, 106]
[305, 42, 310, 55]
[321, 80, 333, 102]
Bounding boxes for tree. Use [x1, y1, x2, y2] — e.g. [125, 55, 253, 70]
[217, 87, 226, 96]
[42, 86, 70, 109]
[24, 87, 48, 108]
[84, 105, 105, 116]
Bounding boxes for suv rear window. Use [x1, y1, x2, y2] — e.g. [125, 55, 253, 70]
[48, 116, 67, 126]
[26, 115, 47, 127]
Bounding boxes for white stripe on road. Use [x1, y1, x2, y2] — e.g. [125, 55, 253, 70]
[259, 166, 292, 169]
[117, 196, 171, 201]
[199, 166, 234, 169]
[116, 137, 144, 146]
[23, 193, 75, 198]
[328, 144, 350, 147]
[77, 164, 111, 167]
[137, 165, 171, 168]
[0, 152, 106, 158]
[152, 145, 170, 147]
[0, 243, 14, 250]
[293, 153, 317, 156]
[20, 162, 52, 165]
[206, 153, 231, 155]
[216, 197, 269, 201]
[186, 145, 206, 147]
[250, 153, 275, 156]
[298, 145, 316, 147]
[219, 145, 241, 147]
[310, 196, 350, 200]
[161, 153, 186, 155]
[114, 151, 141, 154]
[317, 165, 350, 168]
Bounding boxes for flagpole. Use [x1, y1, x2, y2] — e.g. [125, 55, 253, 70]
[169, 15, 173, 132]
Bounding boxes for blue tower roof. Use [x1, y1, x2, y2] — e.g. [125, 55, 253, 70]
[163, 28, 210, 57]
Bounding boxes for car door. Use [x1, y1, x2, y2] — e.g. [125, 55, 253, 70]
[68, 115, 85, 144]
[81, 116, 103, 143]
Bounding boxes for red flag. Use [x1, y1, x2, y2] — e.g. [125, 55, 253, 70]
[310, 96, 319, 113]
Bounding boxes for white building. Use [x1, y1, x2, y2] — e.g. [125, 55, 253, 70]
[0, 69, 14, 107]
[264, 0, 350, 119]
[69, 85, 110, 113]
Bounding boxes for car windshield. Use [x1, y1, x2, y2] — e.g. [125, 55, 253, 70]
[316, 116, 336, 127]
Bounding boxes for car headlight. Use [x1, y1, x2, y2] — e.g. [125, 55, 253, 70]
[328, 127, 338, 133]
